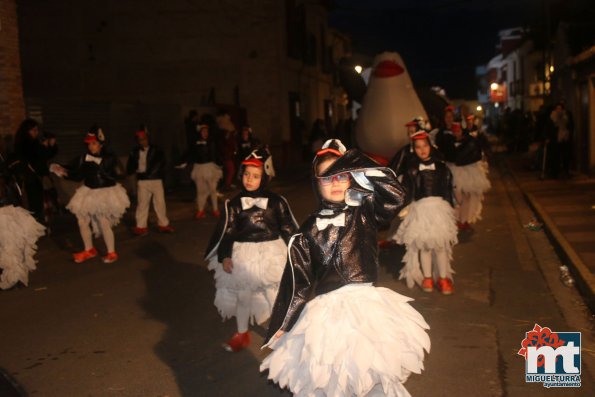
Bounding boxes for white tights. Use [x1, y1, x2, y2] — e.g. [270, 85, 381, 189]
[420, 248, 448, 278]
[235, 290, 252, 333]
[454, 188, 471, 223]
[77, 215, 115, 253]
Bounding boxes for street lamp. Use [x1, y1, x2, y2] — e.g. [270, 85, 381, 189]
[490, 82, 499, 91]
[354, 65, 363, 74]
[476, 105, 482, 112]
[549, 65, 555, 73]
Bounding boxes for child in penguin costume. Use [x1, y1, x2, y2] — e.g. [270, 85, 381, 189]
[204, 148, 298, 352]
[51, 127, 130, 264]
[432, 105, 457, 163]
[447, 122, 491, 230]
[126, 128, 174, 235]
[393, 130, 458, 295]
[182, 124, 223, 219]
[0, 153, 45, 289]
[261, 139, 430, 397]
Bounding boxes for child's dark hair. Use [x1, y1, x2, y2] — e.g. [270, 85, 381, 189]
[314, 152, 340, 175]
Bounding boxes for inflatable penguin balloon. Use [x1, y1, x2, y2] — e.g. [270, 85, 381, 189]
[355, 52, 428, 165]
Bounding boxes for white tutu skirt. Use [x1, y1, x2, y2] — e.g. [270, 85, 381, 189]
[448, 161, 491, 195]
[261, 283, 430, 397]
[191, 162, 223, 182]
[66, 184, 130, 236]
[208, 238, 287, 325]
[0, 206, 45, 289]
[393, 197, 457, 288]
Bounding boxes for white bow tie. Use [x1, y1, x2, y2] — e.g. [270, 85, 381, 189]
[419, 163, 436, 171]
[241, 197, 268, 210]
[85, 154, 102, 165]
[316, 213, 346, 230]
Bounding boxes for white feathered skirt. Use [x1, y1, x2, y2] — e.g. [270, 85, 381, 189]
[448, 161, 491, 195]
[0, 205, 46, 289]
[393, 197, 457, 288]
[261, 283, 431, 397]
[66, 184, 130, 236]
[447, 161, 490, 223]
[207, 238, 287, 325]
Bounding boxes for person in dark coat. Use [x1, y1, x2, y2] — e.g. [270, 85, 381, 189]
[12, 119, 57, 222]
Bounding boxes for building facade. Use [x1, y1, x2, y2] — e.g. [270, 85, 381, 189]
[0, 0, 25, 149]
[17, 0, 350, 165]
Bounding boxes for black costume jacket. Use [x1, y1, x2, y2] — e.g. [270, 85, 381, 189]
[126, 145, 166, 180]
[402, 157, 454, 206]
[188, 138, 219, 165]
[264, 150, 405, 344]
[453, 134, 482, 166]
[466, 126, 491, 158]
[64, 151, 118, 189]
[434, 127, 457, 162]
[205, 190, 298, 263]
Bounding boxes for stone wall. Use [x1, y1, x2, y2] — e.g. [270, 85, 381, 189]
[0, 0, 25, 144]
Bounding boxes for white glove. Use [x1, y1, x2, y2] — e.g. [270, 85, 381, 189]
[175, 163, 187, 169]
[398, 205, 410, 219]
[49, 163, 67, 177]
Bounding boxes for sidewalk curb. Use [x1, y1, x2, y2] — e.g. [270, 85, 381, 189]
[523, 189, 595, 313]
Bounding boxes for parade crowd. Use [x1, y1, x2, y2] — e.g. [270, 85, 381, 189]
[1, 103, 491, 397]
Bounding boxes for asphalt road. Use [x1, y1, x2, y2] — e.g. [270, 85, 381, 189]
[0, 162, 593, 397]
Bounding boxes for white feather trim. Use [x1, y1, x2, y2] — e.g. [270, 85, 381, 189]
[66, 184, 130, 236]
[0, 206, 45, 289]
[208, 238, 287, 325]
[261, 283, 430, 397]
[393, 197, 457, 288]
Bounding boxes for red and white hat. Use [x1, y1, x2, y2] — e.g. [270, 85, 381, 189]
[84, 127, 105, 143]
[242, 147, 275, 177]
[316, 139, 347, 158]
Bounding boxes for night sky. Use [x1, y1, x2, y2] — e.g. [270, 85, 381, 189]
[329, 0, 545, 99]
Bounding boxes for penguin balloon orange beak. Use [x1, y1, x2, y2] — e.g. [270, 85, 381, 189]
[373, 60, 405, 78]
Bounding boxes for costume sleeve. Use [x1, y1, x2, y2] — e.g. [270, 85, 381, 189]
[63, 155, 84, 182]
[264, 233, 313, 344]
[216, 201, 238, 262]
[126, 149, 138, 175]
[101, 153, 120, 179]
[277, 195, 299, 244]
[153, 147, 166, 176]
[402, 168, 415, 206]
[444, 167, 455, 207]
[362, 168, 406, 229]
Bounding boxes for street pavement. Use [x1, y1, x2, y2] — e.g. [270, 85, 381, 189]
[0, 160, 593, 397]
[507, 156, 595, 312]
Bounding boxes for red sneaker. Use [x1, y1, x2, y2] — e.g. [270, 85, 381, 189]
[195, 210, 207, 219]
[222, 331, 251, 352]
[158, 225, 175, 233]
[73, 248, 98, 263]
[102, 252, 118, 263]
[133, 227, 149, 236]
[437, 278, 454, 295]
[421, 277, 434, 292]
[212, 210, 221, 218]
